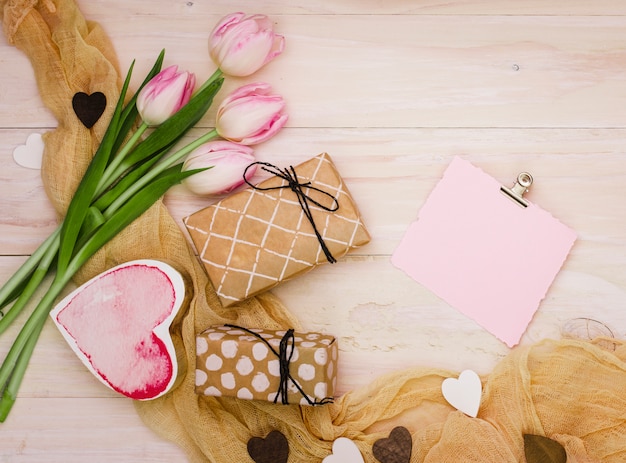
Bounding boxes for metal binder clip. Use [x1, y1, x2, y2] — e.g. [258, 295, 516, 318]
[501, 172, 533, 207]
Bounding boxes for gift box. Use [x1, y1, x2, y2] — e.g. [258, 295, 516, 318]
[195, 325, 338, 405]
[184, 152, 370, 307]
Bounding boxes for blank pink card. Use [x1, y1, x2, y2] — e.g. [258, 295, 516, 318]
[391, 157, 576, 347]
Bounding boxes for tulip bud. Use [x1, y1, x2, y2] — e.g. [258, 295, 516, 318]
[209, 12, 285, 77]
[215, 82, 288, 146]
[182, 141, 256, 196]
[136, 65, 196, 126]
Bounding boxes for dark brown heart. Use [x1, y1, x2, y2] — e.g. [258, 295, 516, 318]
[523, 434, 567, 463]
[247, 430, 289, 463]
[72, 91, 106, 128]
[373, 426, 412, 463]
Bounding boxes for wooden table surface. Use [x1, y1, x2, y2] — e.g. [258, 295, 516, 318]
[2, 1, 626, 461]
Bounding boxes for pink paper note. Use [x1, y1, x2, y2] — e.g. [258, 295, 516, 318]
[391, 157, 576, 347]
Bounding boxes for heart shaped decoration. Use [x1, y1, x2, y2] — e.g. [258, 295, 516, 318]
[13, 132, 44, 169]
[441, 369, 482, 417]
[247, 431, 289, 463]
[373, 426, 412, 463]
[50, 259, 185, 400]
[524, 434, 567, 463]
[72, 91, 106, 128]
[323, 437, 364, 463]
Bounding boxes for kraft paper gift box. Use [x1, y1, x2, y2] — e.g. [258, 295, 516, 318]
[184, 152, 371, 307]
[195, 325, 338, 405]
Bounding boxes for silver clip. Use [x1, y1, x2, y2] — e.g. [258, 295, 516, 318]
[500, 172, 533, 207]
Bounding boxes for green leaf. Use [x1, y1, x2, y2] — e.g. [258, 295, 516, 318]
[523, 434, 566, 463]
[111, 50, 165, 156]
[56, 61, 136, 274]
[92, 142, 176, 211]
[115, 77, 224, 175]
[67, 165, 204, 276]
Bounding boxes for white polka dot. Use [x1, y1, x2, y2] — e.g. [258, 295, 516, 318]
[221, 372, 236, 389]
[314, 348, 328, 365]
[195, 369, 208, 386]
[208, 332, 225, 341]
[288, 380, 300, 394]
[221, 340, 238, 358]
[293, 336, 303, 343]
[306, 333, 320, 340]
[327, 360, 334, 379]
[298, 363, 316, 381]
[196, 337, 208, 355]
[300, 341, 316, 348]
[203, 386, 222, 397]
[240, 335, 257, 342]
[268, 338, 281, 348]
[314, 382, 328, 399]
[217, 326, 231, 331]
[260, 332, 273, 339]
[288, 346, 299, 362]
[320, 338, 331, 346]
[268, 359, 280, 377]
[276, 330, 286, 337]
[300, 397, 310, 406]
[251, 372, 270, 392]
[236, 356, 254, 376]
[205, 354, 223, 371]
[227, 329, 245, 335]
[237, 387, 253, 400]
[267, 391, 278, 402]
[252, 343, 269, 361]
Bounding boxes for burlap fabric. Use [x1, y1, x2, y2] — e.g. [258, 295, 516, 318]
[3, 1, 626, 461]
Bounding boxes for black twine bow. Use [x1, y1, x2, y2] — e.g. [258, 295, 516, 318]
[244, 162, 339, 264]
[224, 324, 334, 406]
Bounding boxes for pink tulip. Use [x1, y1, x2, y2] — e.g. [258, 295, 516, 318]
[215, 83, 288, 145]
[209, 12, 285, 77]
[136, 65, 196, 126]
[182, 141, 256, 196]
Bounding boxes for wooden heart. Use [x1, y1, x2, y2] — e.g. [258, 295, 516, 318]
[322, 437, 364, 463]
[524, 434, 567, 463]
[441, 369, 482, 417]
[373, 426, 412, 463]
[13, 132, 44, 169]
[247, 431, 289, 463]
[50, 260, 185, 400]
[72, 91, 106, 128]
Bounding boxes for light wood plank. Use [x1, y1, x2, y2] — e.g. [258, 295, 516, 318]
[3, 15, 626, 128]
[77, 0, 626, 16]
[1, 397, 187, 462]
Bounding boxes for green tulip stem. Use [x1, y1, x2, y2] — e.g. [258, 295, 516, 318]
[0, 231, 60, 335]
[102, 128, 218, 219]
[197, 68, 224, 93]
[96, 121, 150, 195]
[0, 225, 61, 313]
[0, 312, 46, 422]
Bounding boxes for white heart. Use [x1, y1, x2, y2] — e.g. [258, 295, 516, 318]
[322, 437, 364, 463]
[441, 369, 482, 417]
[13, 132, 44, 169]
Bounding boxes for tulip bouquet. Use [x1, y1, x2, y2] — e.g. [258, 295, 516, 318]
[0, 12, 287, 421]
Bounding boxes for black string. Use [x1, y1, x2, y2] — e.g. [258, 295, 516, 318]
[224, 324, 334, 406]
[243, 162, 339, 264]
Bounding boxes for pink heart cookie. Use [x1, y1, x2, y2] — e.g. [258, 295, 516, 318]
[50, 260, 185, 400]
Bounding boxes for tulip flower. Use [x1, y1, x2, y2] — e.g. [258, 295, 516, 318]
[182, 141, 256, 196]
[209, 12, 285, 77]
[215, 82, 288, 145]
[136, 65, 196, 126]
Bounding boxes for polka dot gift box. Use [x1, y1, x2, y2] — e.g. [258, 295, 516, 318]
[195, 325, 337, 405]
